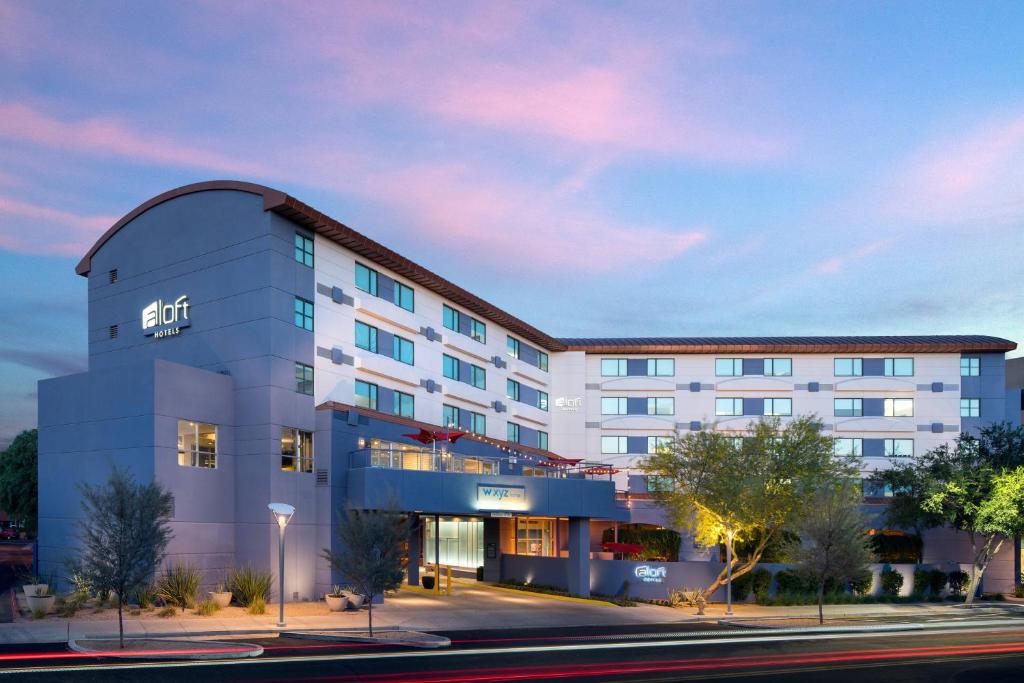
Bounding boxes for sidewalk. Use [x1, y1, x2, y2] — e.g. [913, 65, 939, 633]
[1, 581, 1020, 645]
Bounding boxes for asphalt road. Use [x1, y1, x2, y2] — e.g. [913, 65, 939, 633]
[2, 620, 1024, 682]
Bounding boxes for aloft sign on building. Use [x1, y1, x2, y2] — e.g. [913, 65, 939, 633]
[143, 295, 191, 338]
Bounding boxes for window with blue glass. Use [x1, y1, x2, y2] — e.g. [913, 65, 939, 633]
[295, 362, 313, 396]
[538, 391, 548, 411]
[884, 358, 914, 376]
[354, 380, 377, 410]
[393, 281, 414, 312]
[834, 398, 863, 417]
[601, 397, 627, 415]
[393, 390, 414, 419]
[294, 233, 313, 267]
[715, 358, 742, 376]
[647, 359, 674, 376]
[715, 397, 742, 416]
[469, 364, 486, 390]
[601, 359, 627, 376]
[506, 379, 520, 401]
[834, 438, 862, 456]
[834, 358, 863, 376]
[355, 262, 377, 296]
[507, 422, 520, 443]
[885, 439, 914, 457]
[294, 297, 313, 331]
[443, 354, 459, 380]
[506, 336, 520, 359]
[960, 398, 980, 417]
[647, 397, 674, 415]
[393, 335, 414, 365]
[961, 357, 980, 376]
[763, 398, 792, 416]
[763, 358, 792, 376]
[355, 321, 377, 352]
[537, 431, 548, 450]
[537, 351, 549, 372]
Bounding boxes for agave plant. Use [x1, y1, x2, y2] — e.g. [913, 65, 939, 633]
[157, 563, 201, 612]
[226, 566, 273, 607]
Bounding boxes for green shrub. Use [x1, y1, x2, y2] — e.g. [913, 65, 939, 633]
[850, 569, 873, 596]
[912, 568, 930, 597]
[750, 568, 773, 601]
[927, 569, 947, 596]
[134, 584, 157, 609]
[774, 569, 811, 595]
[948, 570, 969, 596]
[31, 607, 47, 620]
[600, 526, 682, 561]
[157, 606, 176, 618]
[227, 566, 273, 607]
[730, 571, 754, 601]
[194, 599, 220, 616]
[157, 563, 201, 612]
[880, 568, 904, 597]
[248, 596, 267, 615]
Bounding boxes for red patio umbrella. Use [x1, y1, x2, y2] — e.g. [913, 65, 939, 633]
[601, 542, 644, 555]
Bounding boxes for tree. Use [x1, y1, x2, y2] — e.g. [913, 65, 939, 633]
[872, 463, 942, 561]
[76, 467, 174, 647]
[0, 429, 37, 533]
[788, 481, 874, 624]
[321, 506, 408, 635]
[642, 416, 859, 599]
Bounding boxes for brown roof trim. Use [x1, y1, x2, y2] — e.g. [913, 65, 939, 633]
[76, 180, 564, 352]
[559, 336, 1017, 354]
[316, 400, 569, 462]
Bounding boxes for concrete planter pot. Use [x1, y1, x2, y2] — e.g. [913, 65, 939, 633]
[345, 593, 364, 609]
[22, 584, 47, 598]
[325, 595, 348, 612]
[26, 595, 55, 613]
[209, 591, 232, 608]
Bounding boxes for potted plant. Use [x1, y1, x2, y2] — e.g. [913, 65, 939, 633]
[209, 583, 232, 608]
[325, 585, 348, 612]
[344, 587, 365, 609]
[22, 576, 47, 598]
[421, 575, 435, 590]
[26, 585, 55, 614]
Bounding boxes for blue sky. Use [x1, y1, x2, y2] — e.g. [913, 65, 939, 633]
[1, 1, 1023, 444]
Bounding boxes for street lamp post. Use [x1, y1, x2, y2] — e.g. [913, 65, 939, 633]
[268, 503, 295, 628]
[725, 529, 734, 617]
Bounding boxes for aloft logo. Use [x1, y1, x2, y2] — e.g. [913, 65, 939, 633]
[143, 295, 191, 338]
[634, 565, 667, 583]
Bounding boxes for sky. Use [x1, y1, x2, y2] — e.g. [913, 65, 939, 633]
[1, 0, 1023, 445]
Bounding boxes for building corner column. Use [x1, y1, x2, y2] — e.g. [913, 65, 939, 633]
[407, 514, 420, 586]
[567, 517, 591, 598]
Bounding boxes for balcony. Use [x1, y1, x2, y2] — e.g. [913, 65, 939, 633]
[351, 446, 501, 475]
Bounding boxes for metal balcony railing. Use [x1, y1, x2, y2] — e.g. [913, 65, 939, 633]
[351, 447, 501, 475]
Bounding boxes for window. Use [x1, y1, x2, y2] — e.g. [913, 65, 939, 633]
[716, 358, 742, 376]
[647, 359, 675, 376]
[177, 420, 217, 468]
[834, 358, 863, 376]
[355, 380, 378, 410]
[443, 404, 482, 433]
[443, 354, 459, 380]
[763, 398, 792, 416]
[470, 319, 486, 344]
[538, 391, 549, 411]
[393, 390, 415, 419]
[443, 404, 460, 428]
[601, 436, 628, 454]
[648, 436, 672, 454]
[294, 297, 313, 331]
[294, 233, 313, 267]
[601, 359, 627, 376]
[295, 362, 313, 396]
[393, 335, 414, 365]
[834, 438, 863, 457]
[393, 282, 414, 312]
[537, 351, 549, 372]
[506, 336, 520, 359]
[506, 379, 520, 401]
[442, 305, 484, 343]
[834, 398, 863, 417]
[862, 479, 893, 499]
[715, 398, 743, 416]
[355, 262, 378, 296]
[515, 517, 556, 557]
[728, 436, 745, 450]
[884, 358, 914, 376]
[884, 398, 914, 417]
[647, 476, 673, 493]
[648, 397, 674, 415]
[468, 412, 485, 436]
[764, 358, 792, 376]
[961, 357, 980, 376]
[538, 431, 548, 450]
[469, 364, 486, 390]
[442, 305, 459, 331]
[601, 397, 627, 415]
[355, 321, 377, 352]
[281, 428, 313, 472]
[885, 439, 914, 458]
[960, 398, 980, 417]
[507, 422, 520, 444]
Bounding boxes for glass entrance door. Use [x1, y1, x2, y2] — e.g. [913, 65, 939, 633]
[423, 517, 484, 569]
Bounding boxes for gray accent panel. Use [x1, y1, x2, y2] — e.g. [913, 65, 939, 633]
[808, 381, 820, 392]
[331, 286, 345, 304]
[626, 359, 647, 376]
[420, 326, 441, 342]
[626, 397, 648, 415]
[931, 422, 944, 434]
[742, 358, 764, 376]
[377, 387, 395, 416]
[316, 283, 331, 297]
[862, 358, 885, 376]
[585, 422, 601, 429]
[317, 346, 353, 366]
[689, 421, 702, 431]
[492, 355, 507, 369]
[931, 382, 943, 393]
[689, 382, 701, 393]
[627, 436, 647, 454]
[377, 330, 395, 359]
[794, 383, 808, 390]
[701, 383, 715, 390]
[863, 398, 885, 417]
[820, 384, 834, 390]
[377, 274, 395, 303]
[863, 438, 885, 458]
[585, 383, 601, 390]
[742, 397, 764, 416]
[820, 424, 833, 432]
[944, 383, 959, 391]
[492, 400, 506, 413]
[421, 378, 438, 393]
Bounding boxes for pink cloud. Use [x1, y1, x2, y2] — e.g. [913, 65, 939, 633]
[811, 239, 892, 276]
[0, 103, 272, 176]
[0, 194, 114, 257]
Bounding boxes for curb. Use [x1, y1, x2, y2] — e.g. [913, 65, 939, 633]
[717, 617, 1024, 635]
[68, 637, 264, 660]
[282, 628, 451, 649]
[481, 584, 617, 606]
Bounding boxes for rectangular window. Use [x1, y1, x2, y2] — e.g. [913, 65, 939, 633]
[281, 427, 313, 472]
[355, 262, 378, 296]
[469, 412, 486, 436]
[538, 391, 549, 411]
[647, 358, 675, 376]
[537, 431, 548, 450]
[715, 358, 742, 376]
[393, 335, 414, 365]
[507, 422, 520, 444]
[601, 359, 627, 376]
[537, 351, 549, 372]
[443, 404, 483, 434]
[354, 380, 378, 410]
[834, 358, 863, 376]
[443, 404, 460, 428]
[355, 320, 377, 353]
[834, 398, 863, 417]
[715, 397, 743, 416]
[885, 439, 914, 458]
[177, 420, 217, 468]
[442, 354, 458, 381]
[960, 398, 980, 417]
[293, 297, 314, 331]
[393, 282, 414, 312]
[648, 397, 675, 415]
[601, 397, 627, 415]
[885, 398, 914, 417]
[764, 398, 792, 416]
[601, 436, 628, 454]
[295, 362, 313, 396]
[293, 232, 313, 267]
[862, 479, 893, 499]
[469, 364, 486, 390]
[442, 304, 459, 331]
[506, 379, 520, 401]
[728, 436, 744, 449]
[884, 358, 914, 376]
[393, 390, 415, 419]
[470, 319, 486, 344]
[961, 357, 980, 376]
[506, 336, 520, 359]
[834, 438, 863, 457]
[764, 358, 792, 376]
[648, 436, 672, 454]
